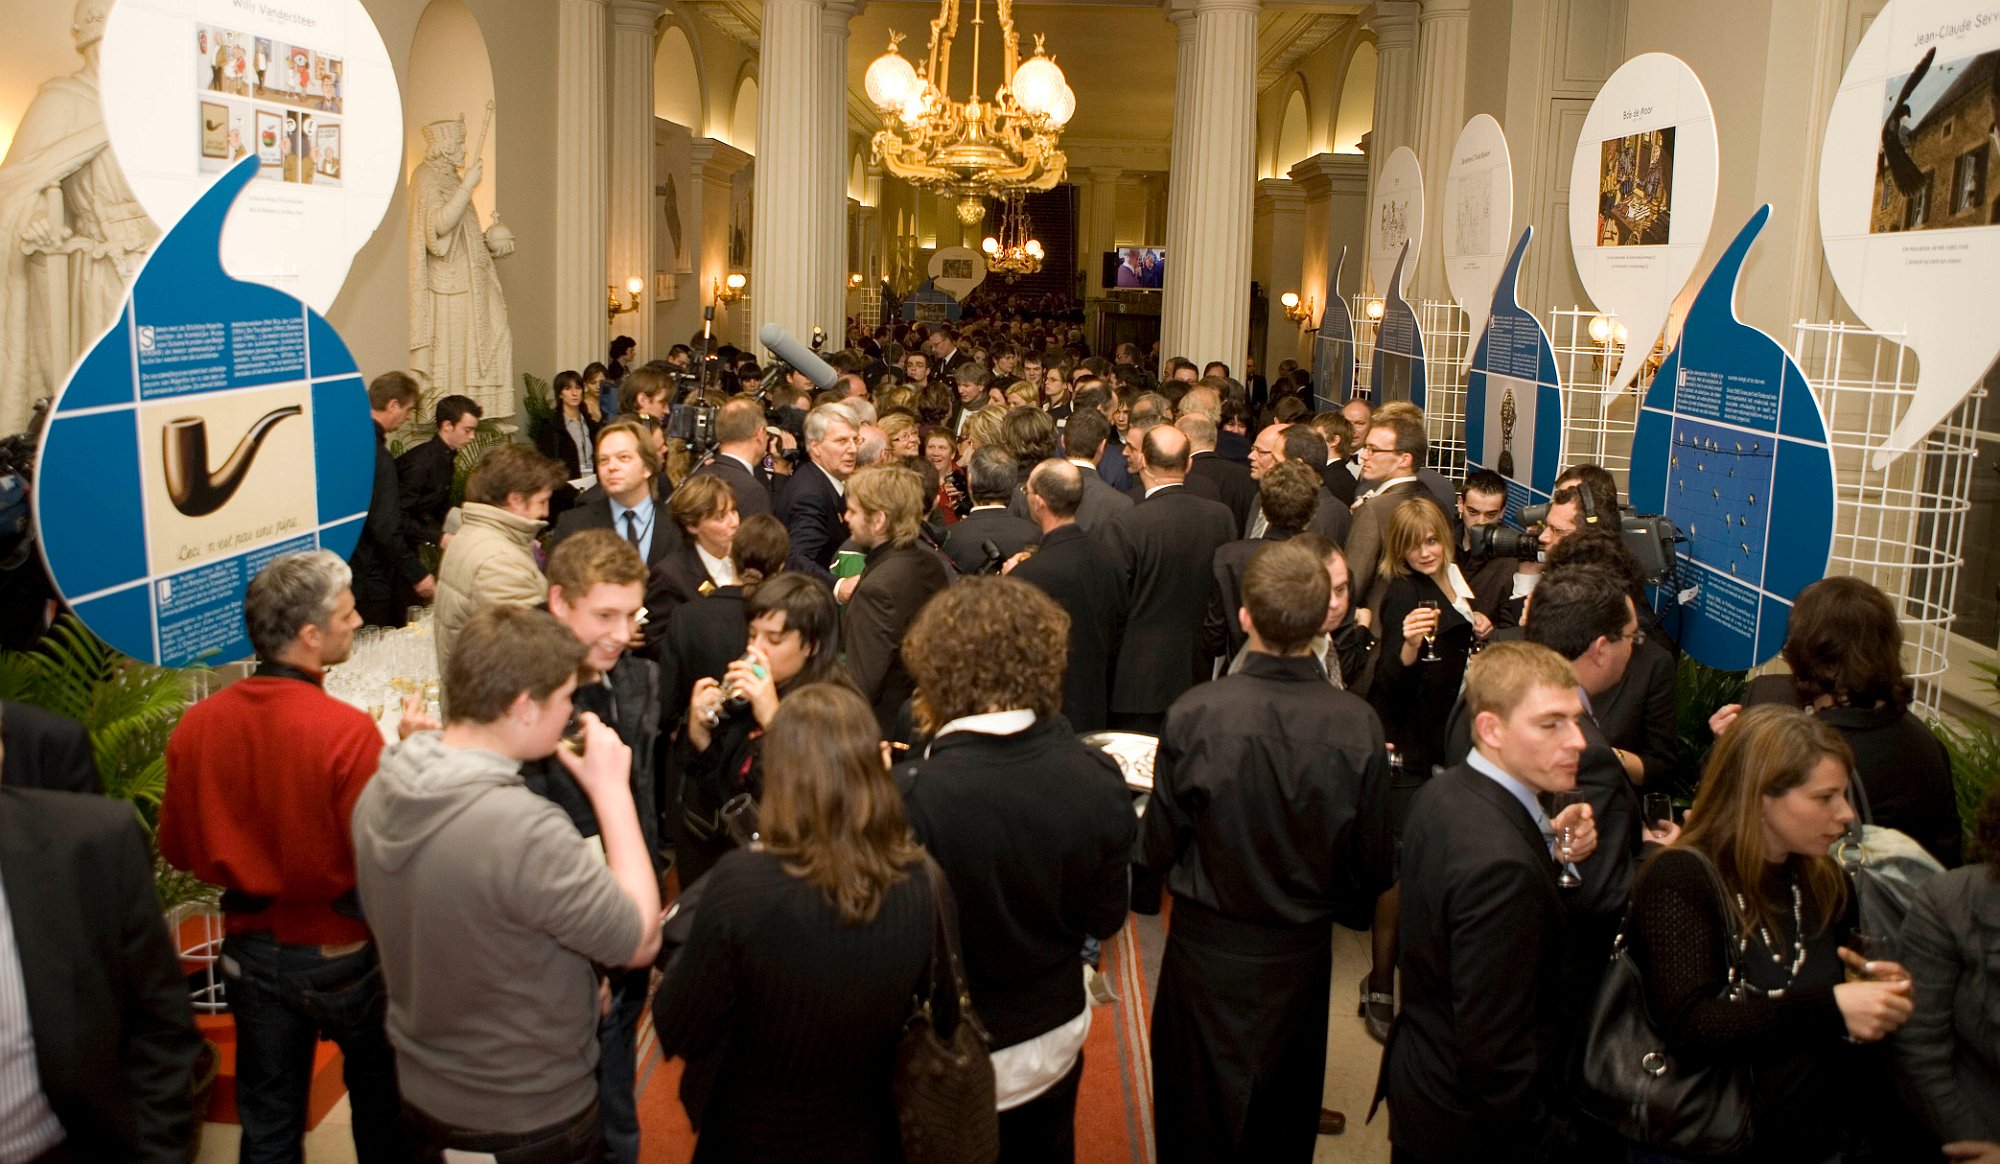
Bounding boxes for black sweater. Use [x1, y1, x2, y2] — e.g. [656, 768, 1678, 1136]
[653, 849, 932, 1162]
[1627, 848, 1858, 1162]
[898, 716, 1135, 1048]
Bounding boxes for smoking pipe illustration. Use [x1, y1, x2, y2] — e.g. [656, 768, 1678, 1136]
[162, 406, 303, 516]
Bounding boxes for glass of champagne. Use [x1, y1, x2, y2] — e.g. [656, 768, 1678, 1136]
[1550, 789, 1585, 889]
[1417, 599, 1443, 663]
[1846, 929, 1904, 982]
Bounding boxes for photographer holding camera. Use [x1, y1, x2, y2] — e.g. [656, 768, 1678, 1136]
[677, 572, 848, 885]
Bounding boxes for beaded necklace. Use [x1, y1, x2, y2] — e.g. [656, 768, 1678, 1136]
[1732, 880, 1808, 998]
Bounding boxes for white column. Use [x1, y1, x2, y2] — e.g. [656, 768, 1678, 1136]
[753, 0, 826, 353]
[608, 0, 662, 357]
[1159, 8, 1197, 368]
[1085, 167, 1122, 296]
[555, 0, 609, 369]
[1160, 0, 1261, 372]
[1365, 0, 1421, 255]
[689, 137, 754, 349]
[1411, 0, 1469, 299]
[820, 2, 862, 338]
[1251, 177, 1307, 377]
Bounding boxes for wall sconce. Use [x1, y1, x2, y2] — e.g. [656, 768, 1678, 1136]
[713, 272, 747, 305]
[849, 272, 865, 288]
[1364, 298, 1385, 321]
[606, 276, 643, 323]
[1280, 291, 1315, 325]
[1587, 314, 1629, 371]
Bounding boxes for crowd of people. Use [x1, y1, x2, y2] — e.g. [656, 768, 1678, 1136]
[2, 309, 1995, 1164]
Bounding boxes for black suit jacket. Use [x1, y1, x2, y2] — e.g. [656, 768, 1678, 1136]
[661, 587, 749, 731]
[1, 701, 101, 794]
[1010, 525, 1126, 732]
[536, 411, 601, 479]
[0, 787, 202, 1161]
[1320, 461, 1357, 508]
[1187, 451, 1257, 537]
[943, 507, 1040, 575]
[690, 452, 775, 519]
[1591, 639, 1677, 782]
[349, 421, 429, 622]
[776, 464, 847, 580]
[1205, 532, 1295, 660]
[1381, 763, 1570, 1162]
[842, 542, 950, 733]
[394, 436, 458, 550]
[1102, 485, 1238, 716]
[649, 542, 724, 616]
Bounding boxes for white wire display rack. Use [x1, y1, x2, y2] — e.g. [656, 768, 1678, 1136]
[1345, 294, 1471, 482]
[1790, 320, 1983, 716]
[1420, 300, 1472, 482]
[1349, 293, 1382, 401]
[168, 901, 229, 1014]
[1547, 308, 1644, 501]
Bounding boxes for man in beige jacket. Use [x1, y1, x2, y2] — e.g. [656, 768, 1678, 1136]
[434, 444, 567, 672]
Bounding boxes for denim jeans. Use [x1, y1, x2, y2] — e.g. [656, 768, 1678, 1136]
[597, 969, 649, 1164]
[220, 932, 407, 1164]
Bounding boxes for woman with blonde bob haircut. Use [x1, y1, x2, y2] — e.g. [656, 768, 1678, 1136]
[653, 683, 936, 1161]
[1368, 496, 1487, 780]
[1623, 704, 1916, 1163]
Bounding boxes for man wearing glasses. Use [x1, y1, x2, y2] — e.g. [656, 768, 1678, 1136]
[1343, 410, 1430, 607]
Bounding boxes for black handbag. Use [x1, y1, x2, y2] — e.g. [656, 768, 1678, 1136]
[1577, 851, 1755, 1157]
[893, 855, 999, 1164]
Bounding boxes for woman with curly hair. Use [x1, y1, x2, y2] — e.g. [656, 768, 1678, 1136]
[654, 683, 934, 1162]
[1895, 781, 2000, 1159]
[898, 577, 1137, 1162]
[1715, 575, 1963, 866]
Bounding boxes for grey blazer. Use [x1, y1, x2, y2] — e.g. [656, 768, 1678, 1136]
[1896, 864, 2000, 1143]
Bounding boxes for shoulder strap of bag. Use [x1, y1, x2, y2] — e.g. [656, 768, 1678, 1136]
[1611, 848, 1744, 997]
[915, 852, 988, 1042]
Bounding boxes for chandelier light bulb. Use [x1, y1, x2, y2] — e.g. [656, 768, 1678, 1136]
[1011, 52, 1065, 116]
[1613, 321, 1631, 346]
[982, 236, 1001, 254]
[626, 276, 645, 296]
[1046, 83, 1077, 128]
[865, 44, 919, 113]
[726, 273, 746, 291]
[1366, 299, 1385, 320]
[900, 91, 928, 125]
[1025, 239, 1043, 257]
[1588, 314, 1612, 344]
[1281, 292, 1300, 309]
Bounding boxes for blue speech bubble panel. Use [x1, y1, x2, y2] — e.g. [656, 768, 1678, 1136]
[1370, 241, 1428, 411]
[1466, 228, 1565, 518]
[1629, 206, 1836, 672]
[1311, 247, 1358, 411]
[32, 157, 374, 668]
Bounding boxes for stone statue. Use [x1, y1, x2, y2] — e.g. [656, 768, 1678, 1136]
[409, 114, 514, 418]
[1498, 384, 1517, 479]
[0, 0, 160, 437]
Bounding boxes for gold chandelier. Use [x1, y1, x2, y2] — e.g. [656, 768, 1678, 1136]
[981, 192, 1043, 277]
[865, 0, 1074, 226]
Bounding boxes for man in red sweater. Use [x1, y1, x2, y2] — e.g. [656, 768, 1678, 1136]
[160, 550, 410, 1163]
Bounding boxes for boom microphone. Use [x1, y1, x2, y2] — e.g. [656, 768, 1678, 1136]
[758, 323, 839, 390]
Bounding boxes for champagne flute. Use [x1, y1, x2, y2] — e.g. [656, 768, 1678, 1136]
[1549, 789, 1585, 889]
[1417, 600, 1443, 663]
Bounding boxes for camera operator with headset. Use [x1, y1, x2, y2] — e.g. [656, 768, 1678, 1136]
[1456, 469, 1536, 631]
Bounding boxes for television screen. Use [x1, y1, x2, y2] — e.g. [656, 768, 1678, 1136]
[1103, 248, 1166, 290]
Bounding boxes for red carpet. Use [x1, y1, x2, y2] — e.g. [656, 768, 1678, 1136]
[634, 923, 1155, 1164]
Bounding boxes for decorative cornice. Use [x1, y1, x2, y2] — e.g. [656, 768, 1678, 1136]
[689, 135, 754, 182]
[1257, 12, 1354, 90]
[1254, 176, 1308, 213]
[1064, 136, 1172, 172]
[1287, 150, 1367, 196]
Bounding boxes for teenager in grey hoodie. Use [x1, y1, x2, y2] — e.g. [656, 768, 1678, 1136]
[352, 605, 661, 1155]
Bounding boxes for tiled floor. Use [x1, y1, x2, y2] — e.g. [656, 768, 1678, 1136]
[199, 927, 1395, 1164]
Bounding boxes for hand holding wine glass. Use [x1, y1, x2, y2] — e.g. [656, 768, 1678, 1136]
[1549, 790, 1590, 888]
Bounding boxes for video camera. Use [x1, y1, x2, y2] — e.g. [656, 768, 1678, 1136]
[1512, 500, 1683, 585]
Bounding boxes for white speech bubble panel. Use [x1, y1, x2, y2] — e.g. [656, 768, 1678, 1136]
[102, 0, 400, 313]
[1820, 1, 2000, 468]
[1369, 147, 1425, 298]
[1568, 52, 1719, 397]
[1443, 114, 1516, 373]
